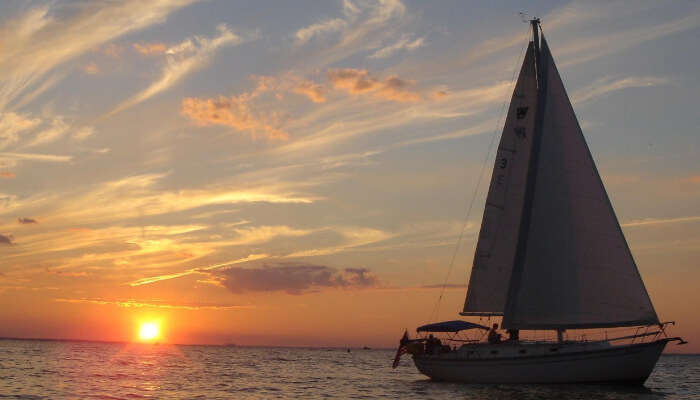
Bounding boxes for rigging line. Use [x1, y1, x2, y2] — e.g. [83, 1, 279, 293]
[428, 23, 532, 323]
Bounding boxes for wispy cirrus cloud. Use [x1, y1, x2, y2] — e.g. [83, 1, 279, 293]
[0, 112, 41, 150]
[43, 173, 316, 225]
[0, 0, 199, 111]
[129, 253, 269, 286]
[293, 0, 409, 65]
[369, 35, 424, 59]
[110, 24, 245, 115]
[0, 152, 72, 169]
[622, 216, 700, 227]
[23, 117, 70, 148]
[55, 298, 250, 310]
[133, 42, 168, 55]
[295, 18, 347, 44]
[572, 76, 671, 104]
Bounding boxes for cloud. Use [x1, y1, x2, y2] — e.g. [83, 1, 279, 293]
[295, 18, 347, 44]
[215, 263, 378, 294]
[556, 12, 700, 68]
[24, 117, 69, 147]
[0, 110, 92, 150]
[129, 253, 269, 286]
[181, 94, 289, 140]
[622, 216, 700, 227]
[44, 173, 315, 225]
[285, 227, 392, 258]
[0, 0, 198, 111]
[572, 76, 671, 104]
[81, 62, 100, 75]
[0, 234, 13, 245]
[0, 172, 15, 179]
[369, 35, 424, 58]
[419, 283, 468, 289]
[17, 217, 37, 224]
[327, 68, 421, 102]
[55, 298, 249, 310]
[101, 43, 125, 58]
[292, 0, 409, 65]
[0, 112, 41, 150]
[110, 24, 244, 115]
[133, 42, 168, 55]
[0, 152, 72, 163]
[72, 126, 95, 141]
[293, 80, 326, 103]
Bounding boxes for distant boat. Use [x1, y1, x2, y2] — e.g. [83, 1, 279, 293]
[395, 18, 686, 384]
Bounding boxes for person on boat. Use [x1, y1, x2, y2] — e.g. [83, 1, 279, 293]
[487, 323, 502, 344]
[425, 334, 442, 354]
[506, 329, 519, 342]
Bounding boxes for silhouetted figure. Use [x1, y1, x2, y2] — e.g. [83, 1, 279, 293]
[426, 334, 442, 354]
[488, 323, 502, 344]
[506, 329, 519, 342]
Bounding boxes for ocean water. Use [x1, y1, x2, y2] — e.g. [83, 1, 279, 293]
[0, 339, 697, 399]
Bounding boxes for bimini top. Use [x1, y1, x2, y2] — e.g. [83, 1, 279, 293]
[416, 320, 489, 333]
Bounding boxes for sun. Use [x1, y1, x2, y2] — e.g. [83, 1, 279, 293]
[138, 322, 160, 341]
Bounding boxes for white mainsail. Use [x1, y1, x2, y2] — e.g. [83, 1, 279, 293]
[502, 38, 658, 329]
[464, 30, 658, 329]
[462, 43, 538, 315]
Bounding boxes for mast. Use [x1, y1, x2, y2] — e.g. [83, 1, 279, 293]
[501, 19, 547, 330]
[530, 19, 541, 89]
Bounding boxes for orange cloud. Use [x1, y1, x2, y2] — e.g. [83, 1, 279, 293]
[682, 175, 700, 184]
[293, 80, 326, 103]
[133, 42, 167, 55]
[0, 172, 15, 179]
[181, 95, 289, 140]
[327, 68, 421, 102]
[101, 43, 124, 58]
[81, 62, 99, 75]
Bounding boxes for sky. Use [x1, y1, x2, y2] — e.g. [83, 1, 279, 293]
[0, 0, 698, 352]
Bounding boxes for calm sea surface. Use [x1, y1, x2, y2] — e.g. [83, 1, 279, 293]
[0, 339, 697, 399]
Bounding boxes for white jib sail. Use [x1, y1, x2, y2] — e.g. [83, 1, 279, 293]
[502, 38, 659, 329]
[463, 43, 538, 315]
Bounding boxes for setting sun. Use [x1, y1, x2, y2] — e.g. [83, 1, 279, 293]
[138, 322, 160, 341]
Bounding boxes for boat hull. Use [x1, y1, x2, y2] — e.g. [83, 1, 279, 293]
[412, 339, 667, 384]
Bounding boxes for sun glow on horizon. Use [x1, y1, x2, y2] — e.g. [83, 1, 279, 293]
[138, 322, 160, 342]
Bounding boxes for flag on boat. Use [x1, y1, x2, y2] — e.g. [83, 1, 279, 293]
[392, 330, 409, 369]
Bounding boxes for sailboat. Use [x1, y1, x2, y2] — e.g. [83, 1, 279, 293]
[397, 19, 686, 384]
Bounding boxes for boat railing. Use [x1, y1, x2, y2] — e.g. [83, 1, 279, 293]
[416, 323, 671, 348]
